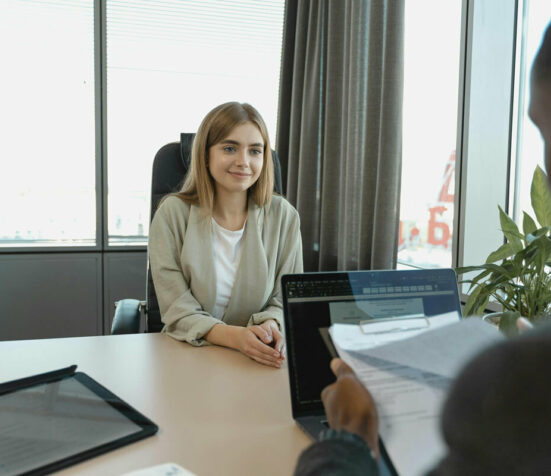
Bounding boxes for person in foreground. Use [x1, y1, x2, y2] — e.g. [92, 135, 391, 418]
[149, 102, 303, 368]
[295, 22, 551, 475]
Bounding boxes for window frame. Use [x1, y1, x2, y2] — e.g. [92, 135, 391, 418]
[1, 0, 286, 253]
[1, 0, 527, 266]
[456, 0, 518, 271]
[398, 0, 524, 312]
[0, 0, 101, 253]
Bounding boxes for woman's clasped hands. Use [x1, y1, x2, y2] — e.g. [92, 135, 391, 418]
[238, 319, 285, 368]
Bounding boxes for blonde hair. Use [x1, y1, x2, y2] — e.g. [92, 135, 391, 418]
[175, 102, 274, 216]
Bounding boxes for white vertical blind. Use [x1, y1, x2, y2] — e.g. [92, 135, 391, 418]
[0, 0, 96, 246]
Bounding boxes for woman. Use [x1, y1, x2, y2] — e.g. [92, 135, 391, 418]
[149, 102, 303, 368]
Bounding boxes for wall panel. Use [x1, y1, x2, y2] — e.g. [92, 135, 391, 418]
[0, 254, 102, 340]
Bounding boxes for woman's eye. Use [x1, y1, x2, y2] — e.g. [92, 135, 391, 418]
[223, 146, 236, 153]
[251, 149, 263, 155]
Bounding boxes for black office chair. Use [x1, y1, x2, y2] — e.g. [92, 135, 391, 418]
[111, 133, 283, 334]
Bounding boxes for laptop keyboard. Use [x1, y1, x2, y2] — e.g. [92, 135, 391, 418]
[286, 280, 352, 298]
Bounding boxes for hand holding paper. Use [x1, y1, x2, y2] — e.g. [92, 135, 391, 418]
[327, 314, 503, 476]
[321, 358, 380, 459]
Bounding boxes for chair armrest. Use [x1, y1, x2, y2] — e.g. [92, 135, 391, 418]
[111, 299, 143, 334]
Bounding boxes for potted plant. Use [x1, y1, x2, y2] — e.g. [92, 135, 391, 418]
[456, 165, 551, 335]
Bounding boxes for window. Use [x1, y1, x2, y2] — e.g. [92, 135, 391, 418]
[0, 0, 95, 247]
[0, 0, 285, 249]
[511, 0, 551, 224]
[398, 0, 462, 269]
[106, 0, 285, 245]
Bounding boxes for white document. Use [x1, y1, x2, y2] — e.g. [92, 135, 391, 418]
[330, 311, 459, 351]
[329, 315, 503, 476]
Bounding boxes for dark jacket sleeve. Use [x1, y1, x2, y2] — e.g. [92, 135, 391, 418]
[294, 430, 379, 476]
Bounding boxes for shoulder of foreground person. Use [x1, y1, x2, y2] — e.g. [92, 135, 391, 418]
[432, 324, 551, 476]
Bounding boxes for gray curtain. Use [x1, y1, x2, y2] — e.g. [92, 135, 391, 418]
[276, 0, 405, 272]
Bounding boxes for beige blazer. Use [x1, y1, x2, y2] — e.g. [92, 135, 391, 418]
[149, 194, 303, 345]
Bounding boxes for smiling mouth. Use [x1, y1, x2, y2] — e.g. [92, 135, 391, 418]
[229, 171, 252, 178]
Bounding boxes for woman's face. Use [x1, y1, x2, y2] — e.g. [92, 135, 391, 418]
[208, 121, 264, 197]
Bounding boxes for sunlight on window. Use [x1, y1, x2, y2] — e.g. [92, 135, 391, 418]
[512, 0, 551, 225]
[0, 0, 95, 247]
[106, 0, 285, 245]
[398, 0, 462, 269]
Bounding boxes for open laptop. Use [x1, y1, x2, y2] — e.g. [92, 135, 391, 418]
[282, 268, 462, 474]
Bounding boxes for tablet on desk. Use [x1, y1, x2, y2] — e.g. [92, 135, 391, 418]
[0, 365, 158, 476]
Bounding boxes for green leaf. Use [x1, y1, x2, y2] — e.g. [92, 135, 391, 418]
[523, 212, 538, 237]
[483, 263, 515, 279]
[532, 236, 551, 272]
[526, 227, 550, 243]
[531, 165, 551, 227]
[498, 206, 523, 250]
[485, 242, 516, 264]
[512, 247, 527, 269]
[521, 236, 551, 271]
[463, 284, 483, 316]
[475, 294, 491, 316]
[469, 268, 493, 286]
[455, 265, 487, 276]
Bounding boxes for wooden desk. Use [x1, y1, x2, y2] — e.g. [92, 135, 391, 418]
[0, 333, 311, 476]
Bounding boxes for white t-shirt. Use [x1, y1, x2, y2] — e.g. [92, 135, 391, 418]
[211, 218, 246, 319]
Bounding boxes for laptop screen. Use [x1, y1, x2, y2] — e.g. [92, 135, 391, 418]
[282, 268, 462, 416]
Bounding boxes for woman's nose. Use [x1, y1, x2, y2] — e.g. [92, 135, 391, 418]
[235, 150, 249, 166]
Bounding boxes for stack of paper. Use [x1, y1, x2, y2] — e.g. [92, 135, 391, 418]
[329, 313, 503, 476]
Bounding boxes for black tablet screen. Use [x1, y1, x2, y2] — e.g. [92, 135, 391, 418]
[0, 374, 150, 475]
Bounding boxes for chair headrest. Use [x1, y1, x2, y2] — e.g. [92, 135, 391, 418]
[180, 133, 195, 169]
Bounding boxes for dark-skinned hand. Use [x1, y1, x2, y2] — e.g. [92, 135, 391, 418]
[321, 358, 380, 459]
